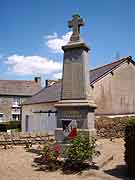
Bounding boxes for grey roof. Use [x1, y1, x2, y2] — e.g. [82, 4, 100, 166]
[0, 80, 41, 96]
[90, 56, 133, 84]
[23, 56, 133, 105]
[23, 82, 61, 104]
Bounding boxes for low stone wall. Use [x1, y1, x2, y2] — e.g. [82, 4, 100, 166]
[95, 116, 130, 138]
[0, 132, 55, 146]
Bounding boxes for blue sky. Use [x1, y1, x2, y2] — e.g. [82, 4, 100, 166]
[0, 0, 135, 81]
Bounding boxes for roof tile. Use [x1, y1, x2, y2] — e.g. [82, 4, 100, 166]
[0, 80, 41, 96]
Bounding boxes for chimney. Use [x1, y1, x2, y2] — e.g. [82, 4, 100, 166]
[45, 80, 48, 87]
[34, 77, 41, 84]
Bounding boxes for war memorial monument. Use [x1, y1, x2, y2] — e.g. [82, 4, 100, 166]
[55, 14, 97, 142]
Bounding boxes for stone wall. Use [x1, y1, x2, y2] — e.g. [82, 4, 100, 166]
[95, 116, 129, 138]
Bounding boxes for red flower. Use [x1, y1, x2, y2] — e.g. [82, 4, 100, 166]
[53, 144, 61, 153]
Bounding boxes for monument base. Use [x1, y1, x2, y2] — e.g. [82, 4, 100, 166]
[55, 99, 97, 143]
[55, 128, 96, 143]
[55, 99, 97, 108]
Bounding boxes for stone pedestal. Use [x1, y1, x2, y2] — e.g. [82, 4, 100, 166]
[55, 40, 97, 143]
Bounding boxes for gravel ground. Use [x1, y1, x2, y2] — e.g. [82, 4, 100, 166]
[0, 139, 133, 180]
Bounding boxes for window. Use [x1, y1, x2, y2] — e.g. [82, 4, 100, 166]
[12, 114, 20, 121]
[0, 113, 4, 122]
[12, 107, 20, 112]
[48, 110, 51, 117]
[25, 115, 29, 132]
[12, 96, 21, 106]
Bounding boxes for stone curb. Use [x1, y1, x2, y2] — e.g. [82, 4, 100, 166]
[93, 154, 114, 170]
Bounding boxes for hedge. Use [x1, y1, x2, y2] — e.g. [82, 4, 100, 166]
[124, 117, 135, 177]
[0, 121, 21, 132]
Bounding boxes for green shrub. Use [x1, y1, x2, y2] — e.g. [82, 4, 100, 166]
[35, 143, 62, 171]
[0, 124, 7, 132]
[0, 121, 21, 132]
[64, 134, 100, 163]
[124, 117, 135, 177]
[42, 143, 61, 161]
[34, 135, 100, 173]
[63, 134, 100, 172]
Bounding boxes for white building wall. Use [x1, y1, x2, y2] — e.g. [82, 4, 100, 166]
[22, 103, 57, 132]
[91, 62, 135, 115]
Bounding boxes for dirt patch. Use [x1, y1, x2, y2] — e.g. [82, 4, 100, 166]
[0, 138, 132, 180]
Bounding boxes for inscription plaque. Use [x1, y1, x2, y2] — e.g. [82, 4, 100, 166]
[58, 110, 87, 129]
[59, 110, 83, 119]
[64, 49, 83, 63]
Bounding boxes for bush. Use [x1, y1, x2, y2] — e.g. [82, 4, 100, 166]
[33, 135, 100, 173]
[63, 134, 100, 172]
[42, 143, 61, 161]
[34, 143, 62, 171]
[124, 117, 135, 177]
[0, 124, 7, 132]
[0, 121, 21, 132]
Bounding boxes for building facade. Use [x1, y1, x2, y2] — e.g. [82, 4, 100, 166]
[21, 56, 135, 132]
[0, 77, 41, 124]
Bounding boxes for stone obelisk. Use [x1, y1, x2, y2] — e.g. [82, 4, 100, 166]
[55, 14, 97, 142]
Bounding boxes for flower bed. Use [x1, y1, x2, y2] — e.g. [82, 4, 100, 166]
[33, 134, 100, 173]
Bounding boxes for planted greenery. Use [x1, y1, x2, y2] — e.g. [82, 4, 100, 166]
[0, 121, 21, 132]
[42, 143, 61, 161]
[124, 117, 135, 177]
[63, 134, 100, 172]
[34, 134, 100, 173]
[34, 143, 62, 171]
[64, 134, 99, 162]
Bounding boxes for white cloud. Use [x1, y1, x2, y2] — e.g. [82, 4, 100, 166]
[53, 72, 62, 79]
[5, 54, 62, 76]
[45, 31, 72, 53]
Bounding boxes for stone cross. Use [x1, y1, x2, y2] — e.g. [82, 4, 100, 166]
[68, 14, 84, 42]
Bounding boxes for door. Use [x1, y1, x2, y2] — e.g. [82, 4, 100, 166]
[25, 115, 29, 132]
